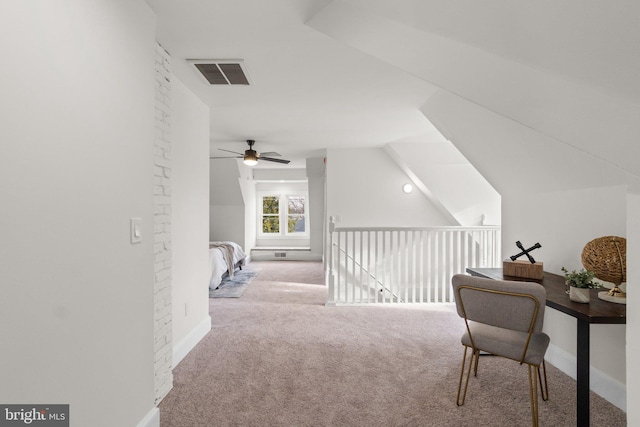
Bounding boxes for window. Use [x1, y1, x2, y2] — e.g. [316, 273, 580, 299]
[287, 196, 305, 233]
[262, 195, 280, 233]
[259, 193, 307, 236]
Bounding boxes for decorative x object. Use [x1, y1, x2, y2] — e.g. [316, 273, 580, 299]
[510, 241, 542, 264]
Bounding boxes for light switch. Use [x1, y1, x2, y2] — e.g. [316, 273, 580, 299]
[130, 218, 142, 244]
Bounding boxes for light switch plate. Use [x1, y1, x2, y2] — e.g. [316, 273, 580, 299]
[130, 218, 142, 244]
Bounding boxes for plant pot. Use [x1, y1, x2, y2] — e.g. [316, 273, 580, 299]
[569, 286, 590, 303]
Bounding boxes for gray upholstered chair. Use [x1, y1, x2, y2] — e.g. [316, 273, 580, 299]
[451, 274, 550, 427]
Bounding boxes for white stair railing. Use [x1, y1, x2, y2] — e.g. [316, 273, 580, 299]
[327, 221, 501, 305]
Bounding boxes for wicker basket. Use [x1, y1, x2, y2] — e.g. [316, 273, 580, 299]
[581, 236, 626, 285]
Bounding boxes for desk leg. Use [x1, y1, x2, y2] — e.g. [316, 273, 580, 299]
[576, 320, 590, 427]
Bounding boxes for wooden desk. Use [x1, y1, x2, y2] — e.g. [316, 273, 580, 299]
[466, 268, 625, 427]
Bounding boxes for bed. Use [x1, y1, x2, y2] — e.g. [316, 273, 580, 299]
[209, 241, 247, 290]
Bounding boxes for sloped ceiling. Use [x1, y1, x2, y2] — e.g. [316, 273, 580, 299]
[308, 0, 640, 194]
[328, 0, 639, 101]
[148, 0, 640, 193]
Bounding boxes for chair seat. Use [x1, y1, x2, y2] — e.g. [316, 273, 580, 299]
[462, 322, 550, 366]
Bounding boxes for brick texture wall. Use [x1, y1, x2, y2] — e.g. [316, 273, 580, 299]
[154, 43, 173, 404]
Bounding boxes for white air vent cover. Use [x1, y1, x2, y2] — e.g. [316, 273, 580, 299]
[188, 59, 251, 85]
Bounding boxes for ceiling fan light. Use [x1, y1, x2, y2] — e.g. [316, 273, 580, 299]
[243, 150, 258, 166]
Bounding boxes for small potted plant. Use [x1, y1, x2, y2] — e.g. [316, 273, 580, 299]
[561, 267, 599, 303]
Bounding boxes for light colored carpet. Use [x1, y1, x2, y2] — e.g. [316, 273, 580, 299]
[160, 261, 626, 426]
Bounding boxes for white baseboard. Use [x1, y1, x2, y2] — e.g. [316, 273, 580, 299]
[173, 315, 212, 366]
[546, 343, 626, 411]
[136, 407, 159, 427]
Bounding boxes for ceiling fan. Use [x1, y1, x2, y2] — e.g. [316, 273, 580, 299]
[210, 140, 291, 166]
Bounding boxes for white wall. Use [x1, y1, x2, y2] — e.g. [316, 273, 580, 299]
[503, 185, 628, 408]
[171, 77, 211, 365]
[326, 148, 456, 228]
[153, 40, 174, 405]
[307, 157, 326, 259]
[253, 168, 307, 181]
[209, 160, 245, 245]
[210, 205, 245, 243]
[626, 191, 640, 424]
[238, 164, 257, 255]
[0, 2, 157, 426]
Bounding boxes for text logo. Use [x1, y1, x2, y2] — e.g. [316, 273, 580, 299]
[0, 405, 69, 426]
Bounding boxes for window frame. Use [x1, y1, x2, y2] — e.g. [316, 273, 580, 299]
[260, 194, 281, 234]
[257, 191, 309, 238]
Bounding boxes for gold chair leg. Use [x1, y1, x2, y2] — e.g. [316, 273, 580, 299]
[528, 365, 540, 427]
[473, 349, 480, 376]
[538, 360, 549, 401]
[457, 346, 474, 406]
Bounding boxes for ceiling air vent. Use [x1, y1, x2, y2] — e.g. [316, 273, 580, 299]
[188, 60, 251, 85]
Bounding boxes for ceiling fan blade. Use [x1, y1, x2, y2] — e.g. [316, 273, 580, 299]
[260, 156, 291, 164]
[259, 151, 281, 157]
[209, 156, 242, 159]
[218, 148, 244, 155]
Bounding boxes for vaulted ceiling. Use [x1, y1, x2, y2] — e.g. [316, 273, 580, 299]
[147, 0, 640, 193]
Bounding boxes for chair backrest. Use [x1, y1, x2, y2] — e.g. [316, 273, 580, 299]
[451, 274, 546, 334]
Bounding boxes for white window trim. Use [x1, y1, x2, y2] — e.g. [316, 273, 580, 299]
[257, 191, 309, 238]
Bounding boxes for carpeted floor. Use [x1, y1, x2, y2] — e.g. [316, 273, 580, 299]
[159, 260, 626, 426]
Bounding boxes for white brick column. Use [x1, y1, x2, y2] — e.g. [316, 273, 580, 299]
[154, 42, 173, 404]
